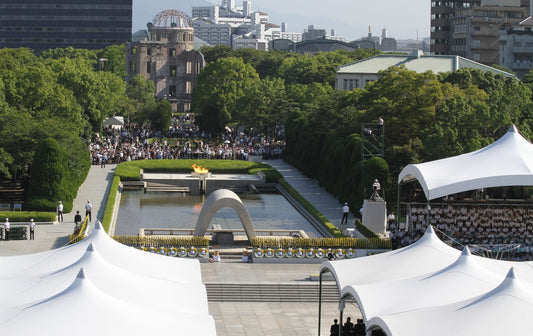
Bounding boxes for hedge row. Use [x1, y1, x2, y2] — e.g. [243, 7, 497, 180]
[101, 175, 120, 233]
[278, 178, 344, 238]
[283, 131, 391, 221]
[112, 235, 209, 248]
[0, 211, 56, 222]
[355, 219, 379, 239]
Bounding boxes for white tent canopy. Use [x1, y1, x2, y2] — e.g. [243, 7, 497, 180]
[366, 268, 533, 336]
[398, 125, 533, 200]
[0, 222, 216, 336]
[322, 226, 460, 290]
[102, 116, 124, 129]
[320, 226, 533, 336]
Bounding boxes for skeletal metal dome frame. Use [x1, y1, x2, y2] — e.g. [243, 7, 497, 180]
[152, 9, 193, 28]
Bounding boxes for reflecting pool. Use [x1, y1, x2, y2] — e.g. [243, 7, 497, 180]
[114, 191, 322, 237]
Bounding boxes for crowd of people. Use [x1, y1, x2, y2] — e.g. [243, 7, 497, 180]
[330, 317, 366, 336]
[90, 116, 284, 166]
[390, 203, 533, 260]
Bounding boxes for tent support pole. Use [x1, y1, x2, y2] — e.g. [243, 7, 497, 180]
[339, 308, 343, 336]
[338, 298, 345, 336]
[318, 272, 323, 336]
[397, 182, 401, 230]
[426, 201, 431, 229]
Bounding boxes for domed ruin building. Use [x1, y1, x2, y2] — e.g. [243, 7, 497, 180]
[126, 10, 205, 113]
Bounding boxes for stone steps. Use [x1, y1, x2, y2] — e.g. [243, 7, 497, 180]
[205, 282, 340, 302]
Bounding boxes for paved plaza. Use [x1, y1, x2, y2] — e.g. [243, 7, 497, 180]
[0, 159, 362, 335]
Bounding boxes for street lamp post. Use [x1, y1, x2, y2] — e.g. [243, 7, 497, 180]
[98, 58, 108, 71]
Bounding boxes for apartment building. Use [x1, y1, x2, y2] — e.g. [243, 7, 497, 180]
[431, 0, 529, 65]
[500, 16, 533, 78]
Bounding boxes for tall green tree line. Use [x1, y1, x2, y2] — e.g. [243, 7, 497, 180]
[193, 46, 533, 210]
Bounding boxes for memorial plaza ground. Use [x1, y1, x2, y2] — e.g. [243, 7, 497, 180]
[0, 159, 363, 336]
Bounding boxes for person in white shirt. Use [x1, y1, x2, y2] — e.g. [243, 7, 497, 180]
[4, 218, 10, 241]
[29, 218, 35, 240]
[85, 200, 93, 222]
[371, 179, 382, 200]
[57, 201, 64, 222]
[341, 202, 349, 227]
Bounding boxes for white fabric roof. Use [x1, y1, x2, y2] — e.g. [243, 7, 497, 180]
[0, 222, 216, 336]
[367, 268, 533, 336]
[398, 125, 533, 200]
[322, 226, 460, 290]
[102, 116, 124, 126]
[320, 226, 533, 336]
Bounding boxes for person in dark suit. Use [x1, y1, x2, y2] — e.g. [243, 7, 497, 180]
[343, 317, 354, 334]
[330, 319, 340, 336]
[352, 318, 366, 336]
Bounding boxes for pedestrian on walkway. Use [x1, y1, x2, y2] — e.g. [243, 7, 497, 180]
[330, 318, 340, 336]
[4, 218, 10, 241]
[74, 211, 82, 226]
[85, 200, 92, 222]
[100, 153, 106, 168]
[29, 218, 35, 240]
[341, 202, 349, 227]
[57, 201, 64, 222]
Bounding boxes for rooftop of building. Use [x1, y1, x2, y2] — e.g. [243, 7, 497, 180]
[337, 51, 516, 78]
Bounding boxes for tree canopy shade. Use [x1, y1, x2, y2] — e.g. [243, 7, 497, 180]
[398, 125, 533, 200]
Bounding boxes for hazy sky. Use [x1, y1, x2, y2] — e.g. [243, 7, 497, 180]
[133, 0, 430, 41]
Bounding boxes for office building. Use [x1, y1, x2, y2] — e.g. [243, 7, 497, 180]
[431, 0, 481, 55]
[0, 0, 132, 52]
[500, 16, 533, 78]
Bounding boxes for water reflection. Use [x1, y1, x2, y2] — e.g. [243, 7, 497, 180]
[115, 191, 321, 237]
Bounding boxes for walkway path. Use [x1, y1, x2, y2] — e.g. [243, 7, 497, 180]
[265, 159, 361, 237]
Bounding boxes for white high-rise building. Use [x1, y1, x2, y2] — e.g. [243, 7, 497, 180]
[243, 1, 252, 17]
[222, 0, 236, 10]
[193, 0, 303, 49]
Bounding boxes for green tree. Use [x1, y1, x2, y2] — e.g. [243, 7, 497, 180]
[126, 74, 156, 125]
[276, 54, 333, 85]
[522, 68, 533, 84]
[192, 57, 260, 136]
[26, 138, 72, 211]
[236, 77, 288, 136]
[98, 44, 127, 78]
[151, 100, 173, 132]
[40, 46, 98, 62]
[199, 45, 235, 63]
[46, 56, 126, 132]
[361, 66, 445, 148]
